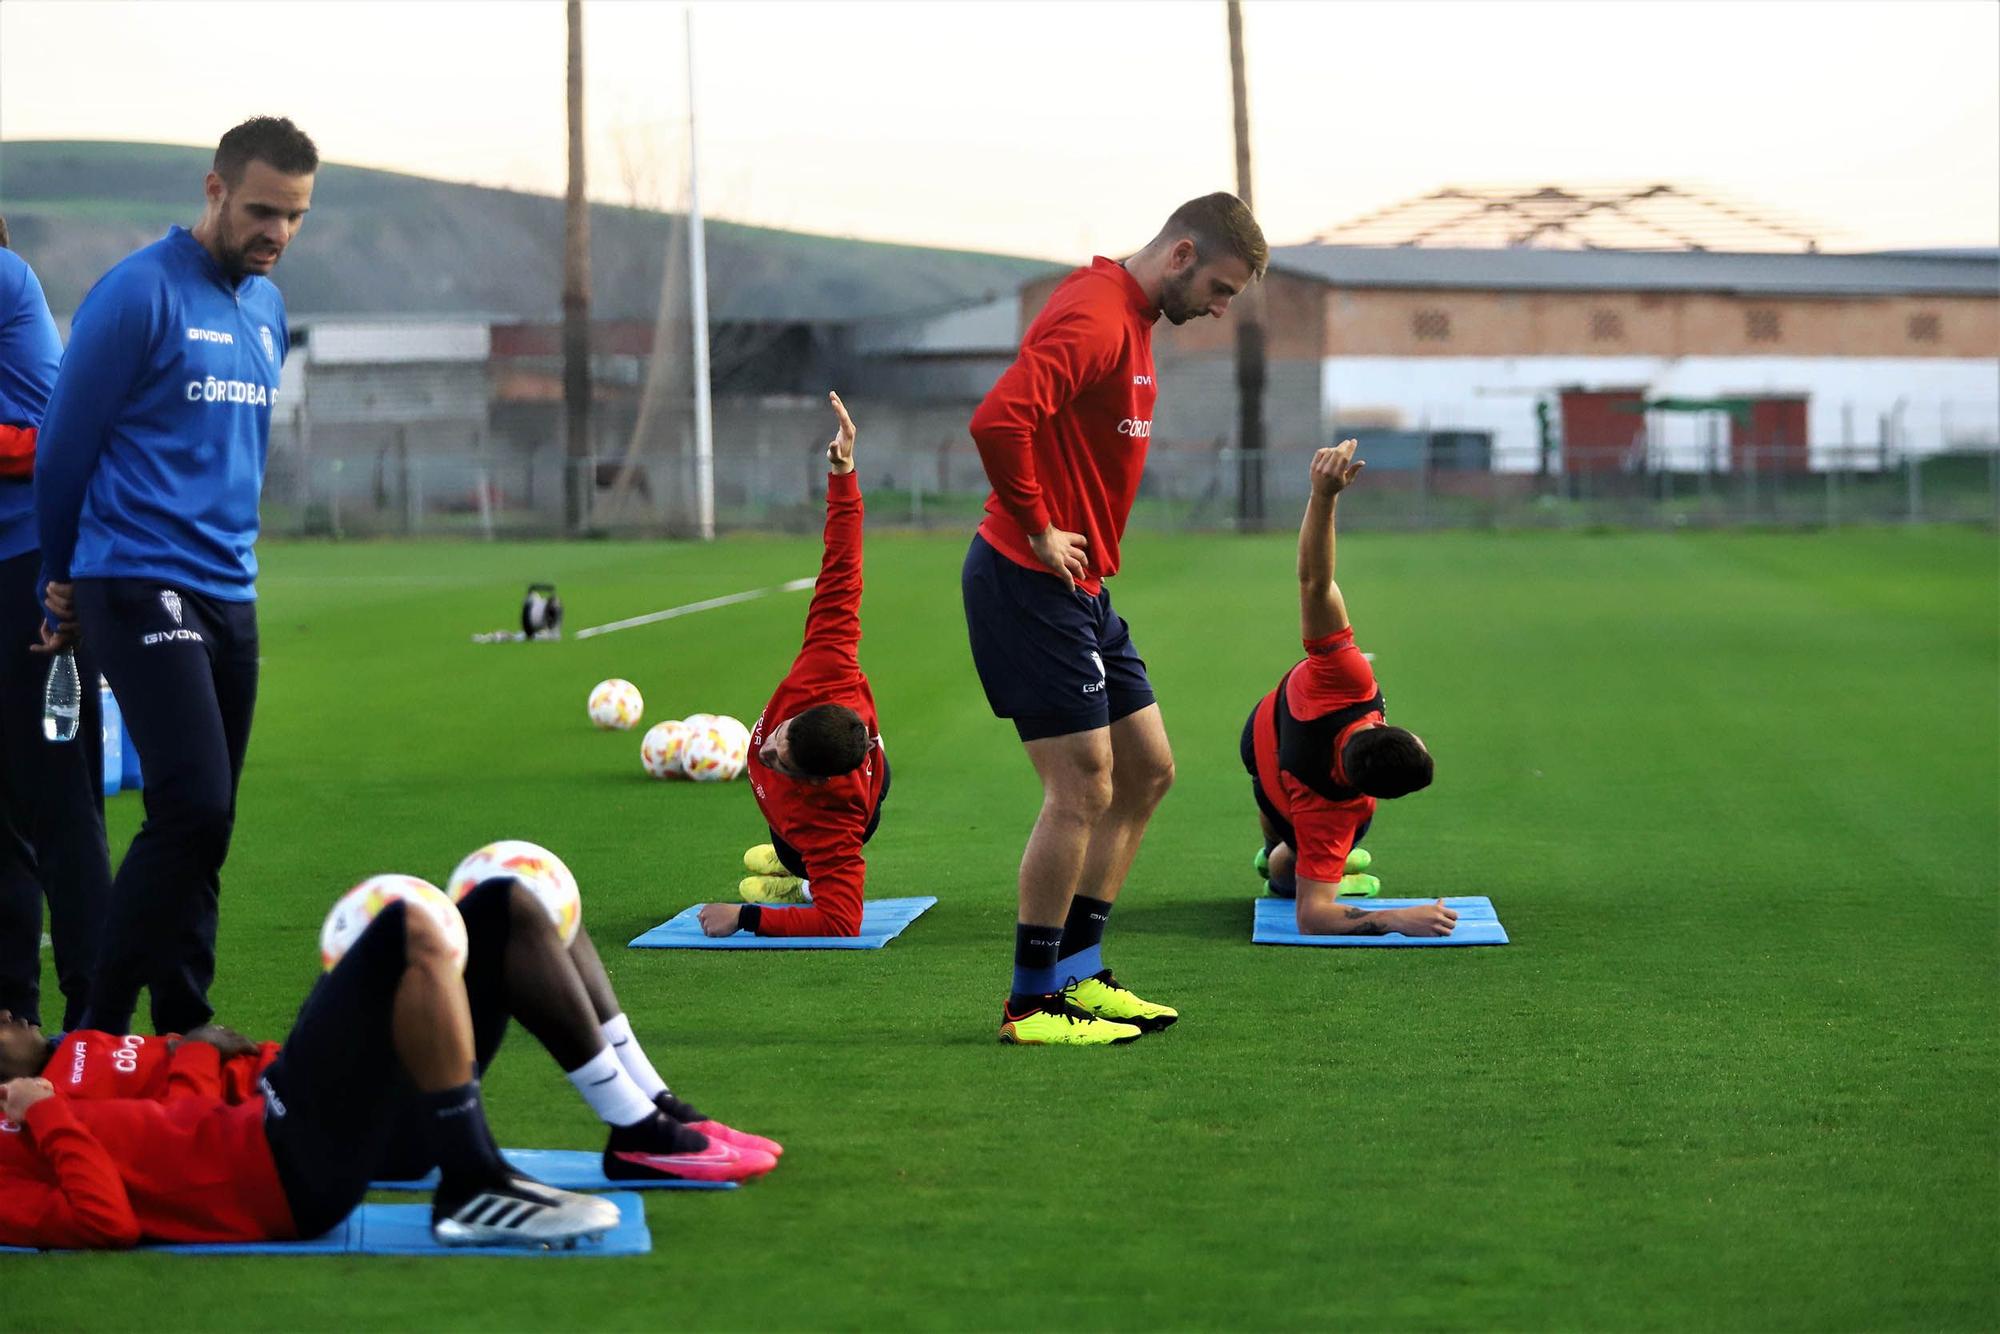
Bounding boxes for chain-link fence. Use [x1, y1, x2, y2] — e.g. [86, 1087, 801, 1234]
[259, 439, 2000, 539]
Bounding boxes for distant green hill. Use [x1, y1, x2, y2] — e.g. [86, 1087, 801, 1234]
[0, 140, 1058, 321]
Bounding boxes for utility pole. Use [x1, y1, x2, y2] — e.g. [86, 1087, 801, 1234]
[562, 0, 592, 534]
[686, 7, 715, 540]
[1227, 0, 1267, 530]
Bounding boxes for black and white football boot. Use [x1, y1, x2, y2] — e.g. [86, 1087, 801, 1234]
[431, 1174, 621, 1250]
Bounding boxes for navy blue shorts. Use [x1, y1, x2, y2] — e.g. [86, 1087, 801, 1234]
[962, 534, 1155, 742]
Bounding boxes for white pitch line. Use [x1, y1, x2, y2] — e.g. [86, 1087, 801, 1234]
[573, 577, 815, 640]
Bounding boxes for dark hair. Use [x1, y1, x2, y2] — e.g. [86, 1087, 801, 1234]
[1343, 725, 1433, 799]
[1161, 192, 1268, 279]
[0, 215, 10, 250]
[214, 116, 319, 185]
[789, 703, 870, 778]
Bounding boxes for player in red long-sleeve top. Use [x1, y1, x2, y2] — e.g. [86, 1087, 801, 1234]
[1243, 442, 1452, 938]
[0, 1014, 277, 1104]
[963, 194, 1268, 1045]
[697, 392, 887, 939]
[0, 895, 622, 1250]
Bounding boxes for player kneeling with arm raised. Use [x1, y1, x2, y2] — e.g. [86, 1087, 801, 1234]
[1241, 442, 1454, 938]
[699, 392, 889, 940]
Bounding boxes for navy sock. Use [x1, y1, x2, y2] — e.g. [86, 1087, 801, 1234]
[1056, 895, 1112, 984]
[418, 1080, 509, 1185]
[1009, 922, 1064, 1002]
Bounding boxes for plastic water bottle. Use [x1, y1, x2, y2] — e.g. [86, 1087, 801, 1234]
[42, 647, 81, 743]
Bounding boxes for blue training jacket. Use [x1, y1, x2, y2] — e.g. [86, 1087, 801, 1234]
[36, 226, 290, 601]
[0, 247, 64, 562]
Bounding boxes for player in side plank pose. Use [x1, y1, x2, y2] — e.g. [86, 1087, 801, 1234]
[1243, 442, 1456, 938]
[0, 876, 779, 1251]
[698, 392, 890, 939]
[966, 194, 1268, 1045]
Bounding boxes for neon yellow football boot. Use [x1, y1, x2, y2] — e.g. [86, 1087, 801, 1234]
[998, 995, 1143, 1046]
[1337, 872, 1381, 898]
[743, 844, 788, 877]
[738, 874, 809, 905]
[1345, 847, 1372, 875]
[1065, 972, 1179, 1032]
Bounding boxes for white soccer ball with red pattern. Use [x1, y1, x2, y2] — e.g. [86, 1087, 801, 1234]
[714, 715, 752, 760]
[445, 840, 583, 946]
[682, 712, 716, 734]
[588, 678, 644, 730]
[680, 723, 743, 782]
[640, 720, 694, 780]
[320, 875, 467, 973]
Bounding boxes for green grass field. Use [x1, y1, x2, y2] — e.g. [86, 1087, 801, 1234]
[6, 524, 1996, 1331]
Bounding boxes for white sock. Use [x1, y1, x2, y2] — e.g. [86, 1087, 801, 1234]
[600, 1013, 668, 1101]
[565, 1046, 658, 1127]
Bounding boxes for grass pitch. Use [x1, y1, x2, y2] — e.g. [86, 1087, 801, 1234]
[7, 524, 1996, 1331]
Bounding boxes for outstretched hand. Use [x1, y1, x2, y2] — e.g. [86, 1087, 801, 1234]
[826, 391, 856, 475]
[1310, 439, 1366, 498]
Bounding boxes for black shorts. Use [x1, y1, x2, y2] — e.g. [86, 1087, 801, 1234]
[1241, 702, 1296, 851]
[260, 882, 518, 1236]
[769, 751, 891, 879]
[961, 534, 1155, 742]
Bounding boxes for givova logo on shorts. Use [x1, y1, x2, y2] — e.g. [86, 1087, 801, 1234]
[1082, 650, 1106, 694]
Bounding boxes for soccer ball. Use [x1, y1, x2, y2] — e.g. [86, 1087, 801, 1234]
[640, 720, 693, 779]
[320, 875, 467, 973]
[714, 714, 752, 757]
[445, 840, 583, 946]
[682, 711, 716, 733]
[683, 720, 747, 782]
[588, 679, 644, 730]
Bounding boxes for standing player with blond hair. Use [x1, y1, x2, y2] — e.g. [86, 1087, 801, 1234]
[964, 194, 1268, 1044]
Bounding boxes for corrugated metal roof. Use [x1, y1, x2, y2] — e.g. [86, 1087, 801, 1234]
[1269, 246, 2000, 297]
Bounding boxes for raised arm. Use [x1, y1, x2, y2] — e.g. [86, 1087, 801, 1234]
[1297, 440, 1365, 642]
[791, 392, 863, 685]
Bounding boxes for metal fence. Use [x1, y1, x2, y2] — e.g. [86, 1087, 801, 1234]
[259, 441, 2000, 540]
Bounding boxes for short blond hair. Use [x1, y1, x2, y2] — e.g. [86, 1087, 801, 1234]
[1161, 193, 1267, 280]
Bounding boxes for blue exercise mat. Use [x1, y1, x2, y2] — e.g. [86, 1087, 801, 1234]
[2, 1192, 649, 1257]
[628, 895, 938, 950]
[373, 1147, 733, 1192]
[1253, 895, 1510, 946]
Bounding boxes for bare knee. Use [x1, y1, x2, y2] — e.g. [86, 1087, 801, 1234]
[1044, 757, 1114, 825]
[1122, 751, 1175, 810]
[401, 902, 458, 973]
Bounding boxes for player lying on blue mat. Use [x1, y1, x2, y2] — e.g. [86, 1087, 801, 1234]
[0, 878, 777, 1250]
[0, 884, 780, 1178]
[1240, 444, 1456, 938]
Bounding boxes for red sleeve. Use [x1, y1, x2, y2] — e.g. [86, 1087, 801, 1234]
[0, 1098, 141, 1248]
[751, 805, 867, 938]
[1289, 627, 1379, 716]
[785, 471, 864, 695]
[222, 1044, 282, 1104]
[969, 298, 1122, 538]
[160, 1042, 225, 1104]
[0, 424, 35, 480]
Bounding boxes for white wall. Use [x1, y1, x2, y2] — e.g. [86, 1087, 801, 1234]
[1322, 356, 2000, 471]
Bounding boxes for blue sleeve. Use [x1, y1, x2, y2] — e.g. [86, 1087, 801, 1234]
[35, 269, 161, 584]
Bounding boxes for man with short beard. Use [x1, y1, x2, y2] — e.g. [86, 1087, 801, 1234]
[964, 193, 1267, 1045]
[33, 116, 317, 1036]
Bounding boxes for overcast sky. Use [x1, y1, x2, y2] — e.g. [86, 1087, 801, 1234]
[1, 0, 1994, 259]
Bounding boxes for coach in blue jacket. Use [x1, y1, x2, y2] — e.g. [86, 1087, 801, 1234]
[34, 117, 318, 1035]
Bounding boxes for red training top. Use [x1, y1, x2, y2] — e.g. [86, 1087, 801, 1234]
[1250, 626, 1384, 884]
[0, 1043, 295, 1248]
[745, 470, 885, 938]
[969, 257, 1159, 595]
[42, 1030, 279, 1104]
